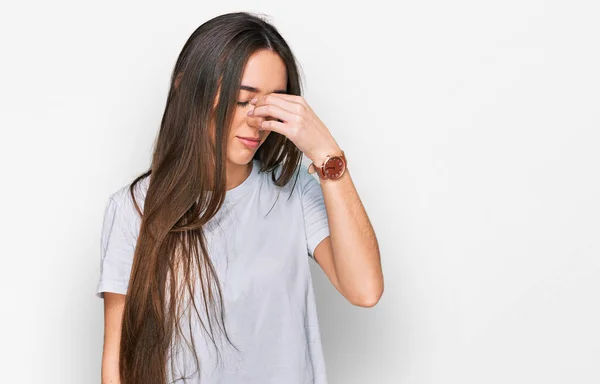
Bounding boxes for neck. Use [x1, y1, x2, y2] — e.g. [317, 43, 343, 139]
[226, 160, 253, 191]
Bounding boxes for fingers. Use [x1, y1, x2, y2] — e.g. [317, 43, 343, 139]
[248, 103, 296, 123]
[259, 119, 287, 135]
[250, 93, 307, 115]
[246, 114, 283, 130]
[245, 93, 309, 136]
[253, 93, 306, 107]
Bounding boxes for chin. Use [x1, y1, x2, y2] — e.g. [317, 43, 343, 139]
[227, 152, 255, 166]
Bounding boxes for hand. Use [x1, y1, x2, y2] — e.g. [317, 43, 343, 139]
[247, 93, 342, 166]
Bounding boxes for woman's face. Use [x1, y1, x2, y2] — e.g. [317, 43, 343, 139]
[226, 49, 288, 167]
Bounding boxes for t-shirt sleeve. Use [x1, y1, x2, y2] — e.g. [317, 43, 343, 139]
[96, 191, 140, 298]
[299, 164, 331, 260]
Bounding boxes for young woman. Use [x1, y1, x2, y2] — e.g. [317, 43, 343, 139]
[96, 11, 383, 384]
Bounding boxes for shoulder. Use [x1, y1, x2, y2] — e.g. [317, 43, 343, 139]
[271, 161, 317, 195]
[107, 176, 149, 214]
[103, 176, 149, 234]
[295, 162, 320, 196]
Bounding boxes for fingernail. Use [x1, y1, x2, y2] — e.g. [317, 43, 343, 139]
[247, 109, 253, 116]
[250, 97, 258, 104]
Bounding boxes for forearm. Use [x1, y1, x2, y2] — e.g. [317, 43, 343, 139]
[320, 167, 384, 306]
[101, 352, 121, 384]
[102, 293, 125, 384]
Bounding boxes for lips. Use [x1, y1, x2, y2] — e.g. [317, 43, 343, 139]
[237, 136, 260, 142]
[237, 136, 261, 149]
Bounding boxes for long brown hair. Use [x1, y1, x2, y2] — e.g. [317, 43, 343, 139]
[120, 12, 304, 383]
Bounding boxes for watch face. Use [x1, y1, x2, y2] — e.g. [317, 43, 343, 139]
[323, 156, 346, 179]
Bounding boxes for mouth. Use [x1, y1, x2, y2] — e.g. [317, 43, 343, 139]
[236, 136, 261, 149]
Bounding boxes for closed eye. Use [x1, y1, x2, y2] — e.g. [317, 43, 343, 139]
[237, 100, 251, 107]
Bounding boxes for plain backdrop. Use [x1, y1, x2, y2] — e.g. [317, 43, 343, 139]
[1, 1, 599, 383]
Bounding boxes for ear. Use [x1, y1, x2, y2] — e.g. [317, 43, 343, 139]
[174, 72, 184, 89]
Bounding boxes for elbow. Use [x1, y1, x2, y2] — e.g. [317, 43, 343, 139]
[340, 262, 384, 308]
[348, 284, 384, 308]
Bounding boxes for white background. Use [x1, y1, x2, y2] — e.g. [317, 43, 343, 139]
[1, 1, 599, 383]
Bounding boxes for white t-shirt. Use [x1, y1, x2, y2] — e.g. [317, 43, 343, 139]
[96, 158, 330, 383]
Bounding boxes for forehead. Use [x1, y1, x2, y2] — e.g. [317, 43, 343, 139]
[240, 49, 287, 93]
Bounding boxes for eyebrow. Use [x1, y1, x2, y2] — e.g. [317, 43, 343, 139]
[240, 85, 287, 94]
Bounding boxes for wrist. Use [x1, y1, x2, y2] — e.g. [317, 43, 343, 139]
[310, 145, 343, 169]
[308, 147, 347, 180]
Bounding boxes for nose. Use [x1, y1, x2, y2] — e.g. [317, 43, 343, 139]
[245, 113, 262, 130]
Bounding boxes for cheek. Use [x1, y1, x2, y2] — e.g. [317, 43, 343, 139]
[230, 108, 250, 133]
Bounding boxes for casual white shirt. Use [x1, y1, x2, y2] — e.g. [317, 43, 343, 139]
[96, 158, 331, 383]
